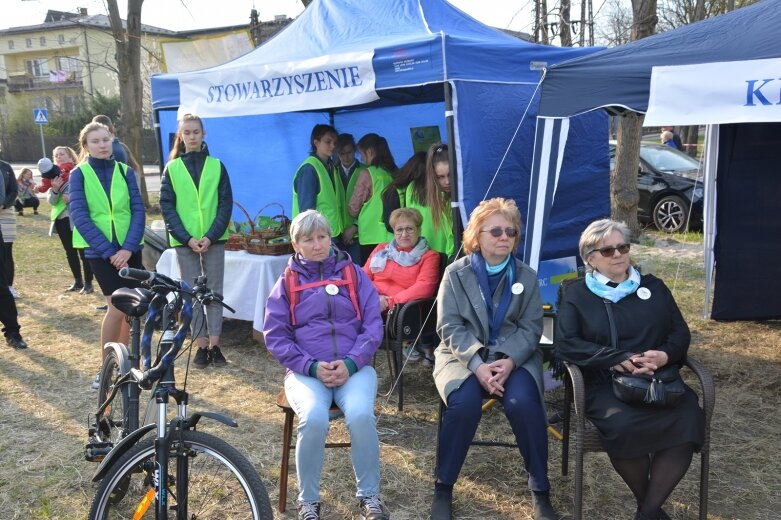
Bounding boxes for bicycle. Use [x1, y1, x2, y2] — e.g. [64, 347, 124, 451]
[87, 267, 272, 519]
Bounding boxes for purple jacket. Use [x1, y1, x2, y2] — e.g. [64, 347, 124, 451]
[264, 249, 383, 376]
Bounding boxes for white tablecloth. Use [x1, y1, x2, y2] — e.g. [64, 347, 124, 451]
[156, 249, 290, 332]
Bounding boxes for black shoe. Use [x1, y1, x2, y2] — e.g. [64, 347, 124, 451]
[96, 305, 108, 311]
[6, 336, 28, 349]
[193, 347, 210, 369]
[358, 495, 389, 520]
[532, 491, 561, 520]
[210, 345, 227, 366]
[80, 283, 94, 294]
[67, 281, 84, 292]
[297, 501, 321, 520]
[429, 486, 453, 520]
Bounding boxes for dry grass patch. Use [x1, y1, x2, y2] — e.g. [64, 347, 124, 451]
[1, 212, 779, 518]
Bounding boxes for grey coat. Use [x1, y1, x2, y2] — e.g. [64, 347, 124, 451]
[433, 255, 544, 402]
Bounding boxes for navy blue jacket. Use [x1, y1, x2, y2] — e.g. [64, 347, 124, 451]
[68, 156, 145, 260]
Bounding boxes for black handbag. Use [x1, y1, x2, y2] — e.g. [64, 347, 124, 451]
[604, 299, 685, 408]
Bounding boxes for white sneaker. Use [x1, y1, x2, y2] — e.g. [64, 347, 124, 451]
[91, 372, 100, 390]
[8, 286, 19, 299]
[404, 345, 421, 362]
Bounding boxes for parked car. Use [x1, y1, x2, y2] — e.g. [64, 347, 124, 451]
[609, 141, 704, 233]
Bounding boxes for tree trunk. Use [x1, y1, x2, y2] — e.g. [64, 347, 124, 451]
[613, 113, 644, 238]
[612, 0, 657, 237]
[560, 0, 573, 46]
[107, 0, 150, 208]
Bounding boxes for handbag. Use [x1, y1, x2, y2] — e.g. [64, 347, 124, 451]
[604, 299, 685, 408]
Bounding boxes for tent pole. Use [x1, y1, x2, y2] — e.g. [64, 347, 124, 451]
[153, 109, 165, 176]
[702, 124, 719, 319]
[444, 81, 463, 258]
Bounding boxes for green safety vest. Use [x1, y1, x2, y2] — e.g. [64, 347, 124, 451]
[50, 195, 67, 221]
[166, 156, 229, 247]
[405, 184, 454, 256]
[357, 166, 393, 245]
[292, 156, 345, 236]
[72, 162, 137, 249]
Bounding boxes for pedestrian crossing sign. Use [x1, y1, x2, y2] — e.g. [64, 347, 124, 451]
[33, 108, 48, 124]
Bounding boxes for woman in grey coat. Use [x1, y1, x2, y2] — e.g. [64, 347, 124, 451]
[430, 198, 559, 520]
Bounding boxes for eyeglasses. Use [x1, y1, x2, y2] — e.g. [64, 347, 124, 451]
[588, 243, 631, 257]
[480, 227, 518, 238]
[393, 226, 416, 236]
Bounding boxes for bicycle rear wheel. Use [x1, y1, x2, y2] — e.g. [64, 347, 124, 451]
[96, 350, 129, 445]
[89, 430, 272, 519]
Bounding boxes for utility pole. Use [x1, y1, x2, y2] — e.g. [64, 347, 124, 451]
[540, 0, 549, 44]
[560, 0, 572, 46]
[727, 0, 735, 10]
[579, 0, 586, 46]
[534, 0, 540, 43]
[587, 0, 594, 46]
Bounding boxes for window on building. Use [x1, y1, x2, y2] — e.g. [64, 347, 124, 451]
[58, 34, 65, 44]
[40, 36, 46, 46]
[25, 59, 50, 77]
[56, 56, 81, 81]
[26, 38, 32, 48]
[7, 40, 14, 50]
[63, 95, 83, 114]
[32, 97, 53, 111]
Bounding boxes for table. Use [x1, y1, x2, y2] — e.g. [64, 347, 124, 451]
[156, 248, 291, 334]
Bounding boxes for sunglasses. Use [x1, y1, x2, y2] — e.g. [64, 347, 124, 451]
[481, 227, 518, 238]
[588, 243, 631, 257]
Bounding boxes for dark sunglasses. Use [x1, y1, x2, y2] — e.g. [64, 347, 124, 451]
[589, 243, 631, 257]
[481, 227, 518, 238]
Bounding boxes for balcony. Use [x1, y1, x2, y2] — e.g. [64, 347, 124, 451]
[7, 74, 83, 93]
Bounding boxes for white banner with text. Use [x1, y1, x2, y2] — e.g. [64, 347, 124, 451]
[177, 51, 378, 118]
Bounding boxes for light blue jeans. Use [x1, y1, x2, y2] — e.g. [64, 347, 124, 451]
[284, 365, 380, 503]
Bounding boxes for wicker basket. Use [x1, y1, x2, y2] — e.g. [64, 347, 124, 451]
[246, 237, 293, 256]
[232, 201, 293, 256]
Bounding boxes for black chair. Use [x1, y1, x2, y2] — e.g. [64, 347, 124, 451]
[382, 252, 448, 411]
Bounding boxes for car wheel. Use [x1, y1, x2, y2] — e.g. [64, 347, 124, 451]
[653, 195, 688, 233]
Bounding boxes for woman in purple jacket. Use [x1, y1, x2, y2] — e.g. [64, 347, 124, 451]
[263, 209, 389, 520]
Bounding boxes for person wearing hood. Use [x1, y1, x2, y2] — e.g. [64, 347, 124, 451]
[263, 209, 389, 520]
[160, 113, 233, 369]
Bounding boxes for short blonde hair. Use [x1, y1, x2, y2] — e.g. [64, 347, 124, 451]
[579, 219, 631, 270]
[660, 130, 673, 142]
[389, 207, 423, 230]
[289, 209, 332, 244]
[462, 198, 522, 255]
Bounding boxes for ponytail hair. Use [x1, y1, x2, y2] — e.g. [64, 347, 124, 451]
[357, 133, 397, 172]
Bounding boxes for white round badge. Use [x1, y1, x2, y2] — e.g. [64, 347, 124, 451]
[325, 284, 339, 296]
[637, 287, 651, 300]
[511, 282, 524, 295]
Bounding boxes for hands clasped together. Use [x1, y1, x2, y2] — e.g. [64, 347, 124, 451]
[187, 236, 212, 254]
[613, 349, 669, 376]
[316, 360, 350, 388]
[475, 358, 516, 397]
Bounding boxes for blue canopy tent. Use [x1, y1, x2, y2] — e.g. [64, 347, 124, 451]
[527, 0, 781, 319]
[151, 0, 608, 265]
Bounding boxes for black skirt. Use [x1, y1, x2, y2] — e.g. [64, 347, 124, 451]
[585, 379, 705, 459]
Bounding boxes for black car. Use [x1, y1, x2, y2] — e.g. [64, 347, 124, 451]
[609, 142, 704, 233]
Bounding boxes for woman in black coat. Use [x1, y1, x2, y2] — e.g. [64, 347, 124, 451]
[556, 219, 704, 520]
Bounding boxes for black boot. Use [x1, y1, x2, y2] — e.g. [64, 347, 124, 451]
[532, 491, 561, 520]
[67, 280, 84, 292]
[429, 483, 452, 520]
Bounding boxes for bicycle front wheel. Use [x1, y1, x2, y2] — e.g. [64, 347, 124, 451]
[89, 430, 272, 519]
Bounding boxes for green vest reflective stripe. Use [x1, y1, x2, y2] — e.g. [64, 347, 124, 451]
[357, 166, 393, 245]
[292, 156, 344, 236]
[72, 162, 135, 249]
[50, 196, 67, 221]
[405, 184, 454, 256]
[343, 161, 365, 229]
[166, 156, 229, 247]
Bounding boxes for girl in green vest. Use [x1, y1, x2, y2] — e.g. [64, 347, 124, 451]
[292, 124, 346, 245]
[348, 133, 398, 262]
[380, 151, 427, 233]
[421, 143, 454, 257]
[160, 113, 233, 369]
[69, 121, 146, 389]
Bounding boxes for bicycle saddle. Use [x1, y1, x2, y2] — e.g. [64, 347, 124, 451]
[110, 287, 153, 317]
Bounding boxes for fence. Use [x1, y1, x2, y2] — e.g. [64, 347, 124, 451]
[0, 131, 159, 163]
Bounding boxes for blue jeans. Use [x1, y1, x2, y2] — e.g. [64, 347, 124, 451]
[285, 366, 380, 503]
[436, 370, 551, 492]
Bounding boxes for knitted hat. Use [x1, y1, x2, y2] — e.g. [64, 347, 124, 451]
[37, 158, 62, 179]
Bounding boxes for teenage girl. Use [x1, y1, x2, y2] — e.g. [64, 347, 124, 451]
[69, 121, 145, 388]
[348, 133, 398, 262]
[419, 143, 454, 257]
[292, 124, 345, 245]
[381, 151, 427, 232]
[45, 146, 94, 294]
[160, 113, 233, 369]
[14, 168, 39, 215]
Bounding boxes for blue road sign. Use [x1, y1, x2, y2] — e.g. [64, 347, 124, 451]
[33, 108, 48, 124]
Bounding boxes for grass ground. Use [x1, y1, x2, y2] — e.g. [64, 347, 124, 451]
[1, 205, 779, 519]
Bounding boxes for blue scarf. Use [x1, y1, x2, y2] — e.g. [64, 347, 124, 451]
[470, 253, 515, 346]
[585, 266, 641, 303]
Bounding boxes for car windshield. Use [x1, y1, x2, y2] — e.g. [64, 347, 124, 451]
[639, 146, 701, 172]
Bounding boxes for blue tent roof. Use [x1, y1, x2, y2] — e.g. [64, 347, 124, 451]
[152, 0, 596, 110]
[538, 0, 781, 118]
